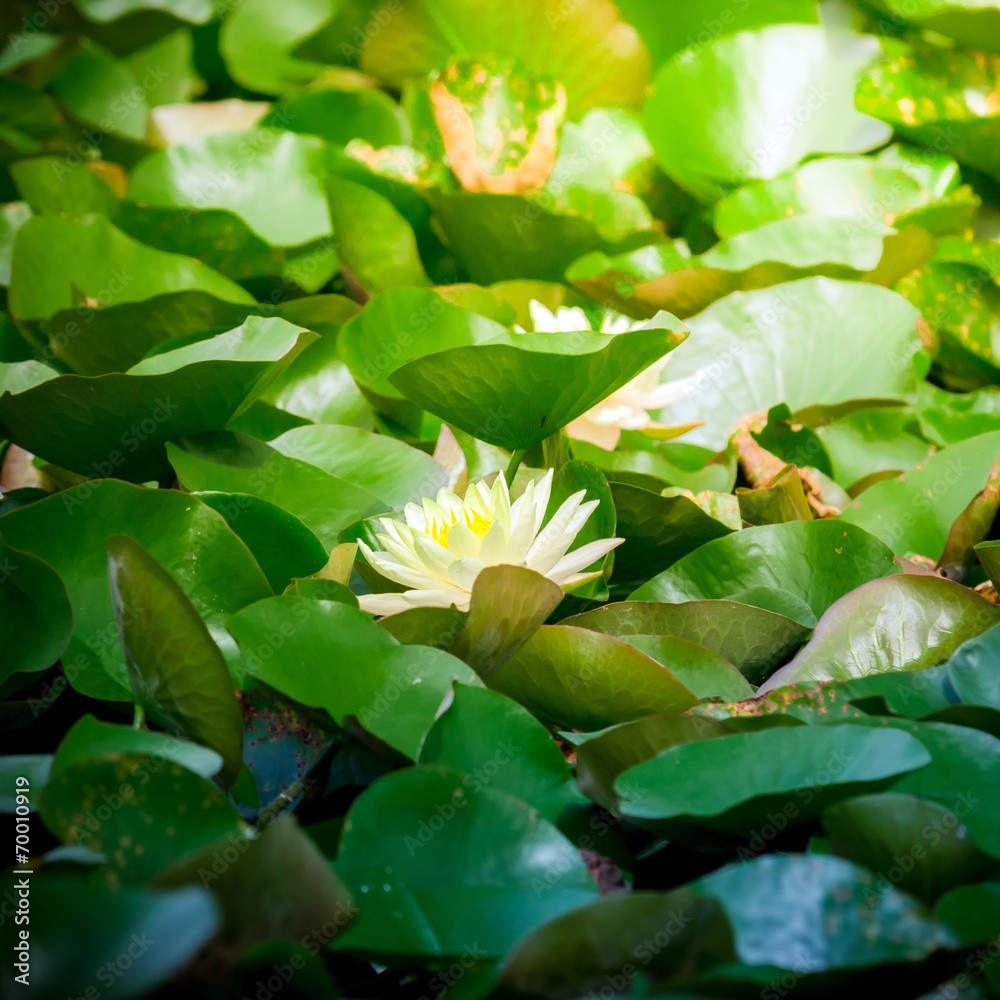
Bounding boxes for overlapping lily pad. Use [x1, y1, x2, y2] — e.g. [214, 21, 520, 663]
[388, 315, 687, 450]
[0, 480, 272, 700]
[645, 25, 891, 201]
[857, 43, 1000, 183]
[649, 278, 925, 451]
[331, 764, 601, 959]
[0, 315, 316, 482]
[759, 576, 1000, 692]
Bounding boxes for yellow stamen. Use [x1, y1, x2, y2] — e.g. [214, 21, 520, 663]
[465, 508, 492, 539]
[427, 507, 493, 547]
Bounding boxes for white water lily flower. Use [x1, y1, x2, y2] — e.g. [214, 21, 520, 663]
[516, 300, 696, 450]
[357, 469, 622, 617]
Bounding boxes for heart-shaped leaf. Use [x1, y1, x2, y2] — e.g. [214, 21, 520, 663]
[489, 625, 699, 730]
[0, 480, 272, 700]
[759, 575, 1000, 692]
[167, 432, 386, 549]
[645, 25, 891, 201]
[332, 764, 601, 959]
[0, 316, 316, 482]
[227, 597, 478, 758]
[839, 429, 1000, 558]
[651, 278, 925, 451]
[632, 520, 898, 619]
[562, 600, 812, 683]
[388, 315, 687, 450]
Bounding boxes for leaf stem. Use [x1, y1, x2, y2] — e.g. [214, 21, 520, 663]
[505, 449, 525, 484]
[132, 704, 145, 730]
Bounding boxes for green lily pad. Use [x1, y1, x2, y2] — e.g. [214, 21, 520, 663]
[8, 212, 251, 328]
[195, 491, 328, 593]
[575, 714, 732, 812]
[265, 86, 407, 147]
[937, 882, 1000, 949]
[617, 0, 818, 66]
[128, 130, 332, 247]
[876, 718, 1000, 859]
[692, 853, 948, 970]
[388, 315, 687, 451]
[167, 432, 386, 549]
[839, 429, 1000, 558]
[857, 43, 1000, 183]
[0, 315, 316, 482]
[268, 423, 448, 509]
[19, 875, 220, 1000]
[632, 520, 898, 618]
[33, 291, 262, 377]
[562, 600, 811, 683]
[824, 792, 999, 903]
[331, 764, 601, 960]
[0, 531, 72, 684]
[651, 278, 925, 451]
[645, 25, 891, 202]
[713, 150, 978, 239]
[161, 815, 355, 961]
[609, 481, 735, 588]
[339, 286, 508, 404]
[418, 683, 584, 822]
[759, 575, 1000, 692]
[105, 534, 244, 787]
[864, 0, 1000, 51]
[568, 216, 931, 320]
[898, 258, 1000, 387]
[48, 39, 149, 142]
[357, 0, 650, 117]
[40, 753, 243, 882]
[325, 174, 429, 294]
[938, 457, 1000, 579]
[74, 0, 216, 22]
[219, 0, 335, 94]
[816, 406, 935, 490]
[449, 566, 564, 681]
[540, 108, 658, 243]
[227, 597, 478, 758]
[620, 635, 755, 702]
[50, 715, 223, 780]
[429, 188, 656, 285]
[615, 724, 931, 836]
[491, 890, 736, 998]
[489, 625, 699, 730]
[0, 480, 272, 700]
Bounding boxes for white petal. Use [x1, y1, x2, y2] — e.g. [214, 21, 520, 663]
[379, 533, 437, 575]
[525, 489, 586, 565]
[528, 497, 600, 575]
[358, 589, 470, 617]
[555, 570, 605, 593]
[531, 468, 555, 535]
[360, 543, 449, 592]
[478, 517, 512, 565]
[402, 589, 472, 611]
[528, 300, 560, 332]
[445, 518, 482, 559]
[357, 592, 418, 617]
[403, 503, 427, 530]
[547, 536, 624, 582]
[448, 556, 485, 592]
[412, 534, 459, 578]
